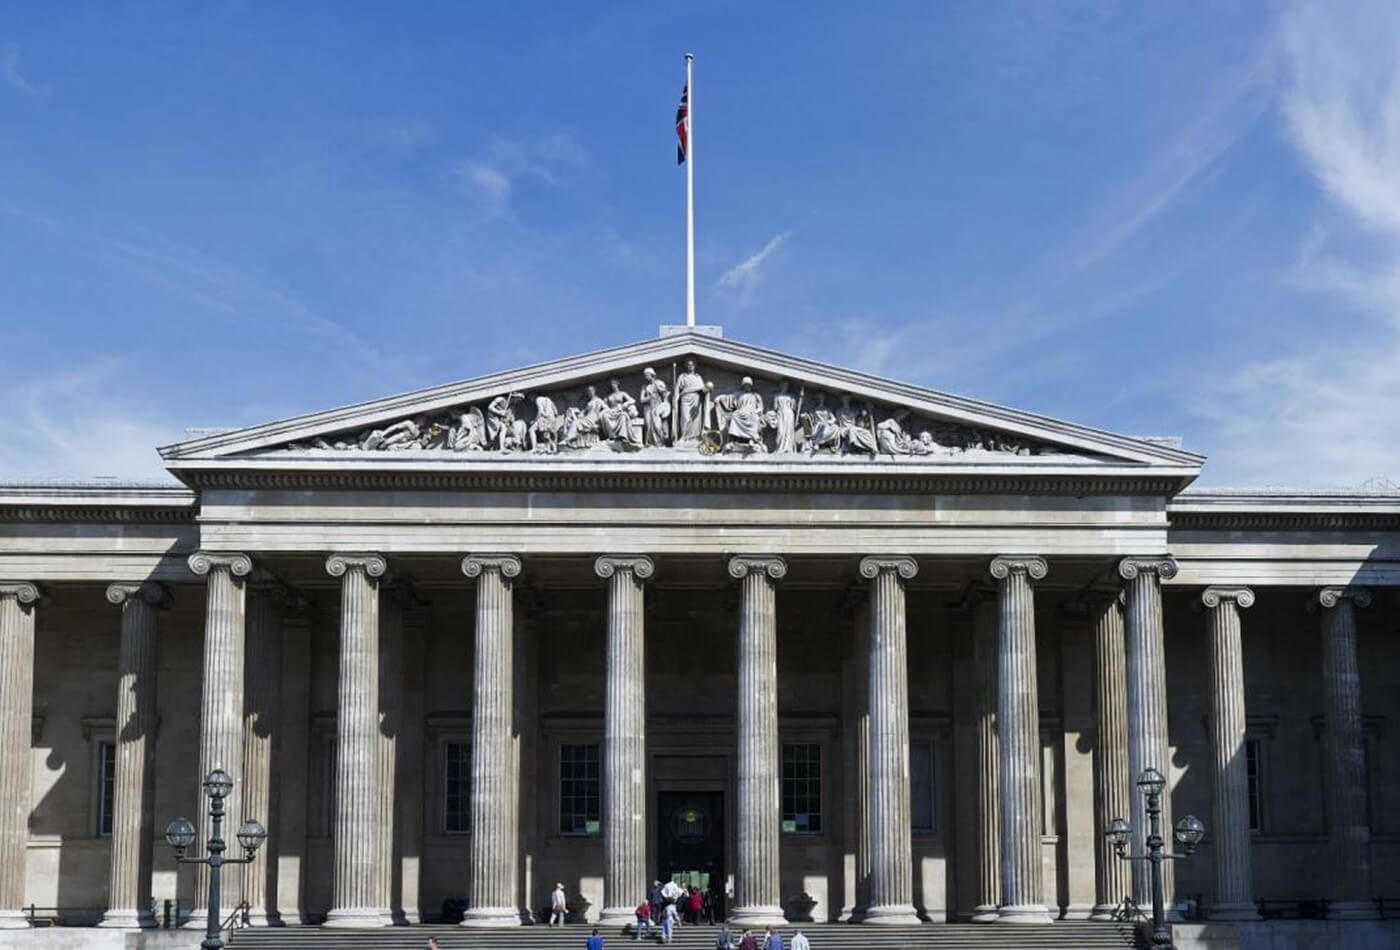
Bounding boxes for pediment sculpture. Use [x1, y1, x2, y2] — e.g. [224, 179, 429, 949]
[283, 359, 1056, 459]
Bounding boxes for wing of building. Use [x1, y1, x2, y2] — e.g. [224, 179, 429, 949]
[0, 328, 1396, 946]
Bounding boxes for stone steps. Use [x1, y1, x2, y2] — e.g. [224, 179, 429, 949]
[228, 921, 1145, 949]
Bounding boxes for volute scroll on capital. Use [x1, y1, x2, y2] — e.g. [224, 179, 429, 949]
[462, 554, 523, 580]
[105, 581, 171, 609]
[1200, 586, 1255, 610]
[595, 555, 656, 581]
[727, 555, 788, 581]
[187, 551, 254, 578]
[1117, 556, 1179, 582]
[1313, 586, 1372, 611]
[988, 555, 1049, 582]
[0, 581, 41, 605]
[858, 555, 919, 581]
[324, 553, 389, 579]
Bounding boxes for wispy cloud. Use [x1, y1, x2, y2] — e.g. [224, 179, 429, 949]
[455, 160, 512, 211]
[455, 130, 588, 215]
[1, 42, 44, 96]
[717, 230, 791, 301]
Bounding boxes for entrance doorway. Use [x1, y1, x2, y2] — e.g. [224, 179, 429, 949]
[656, 790, 725, 905]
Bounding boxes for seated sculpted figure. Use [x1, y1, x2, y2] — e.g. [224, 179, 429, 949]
[876, 409, 914, 455]
[714, 376, 767, 452]
[449, 407, 486, 451]
[599, 379, 643, 449]
[801, 392, 842, 454]
[838, 395, 877, 456]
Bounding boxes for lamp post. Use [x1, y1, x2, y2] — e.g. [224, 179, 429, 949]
[164, 770, 267, 950]
[1105, 768, 1204, 948]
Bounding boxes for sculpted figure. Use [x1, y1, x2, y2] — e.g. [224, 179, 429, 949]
[486, 392, 527, 451]
[801, 392, 842, 454]
[529, 395, 562, 453]
[363, 416, 423, 451]
[672, 359, 707, 446]
[639, 367, 671, 447]
[715, 376, 767, 451]
[600, 378, 643, 448]
[838, 396, 877, 456]
[771, 380, 800, 453]
[449, 407, 487, 451]
[876, 409, 914, 455]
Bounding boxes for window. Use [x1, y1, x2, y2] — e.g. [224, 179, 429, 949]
[559, 743, 600, 835]
[1245, 739, 1262, 832]
[444, 741, 471, 834]
[911, 741, 935, 833]
[781, 743, 822, 834]
[97, 742, 116, 838]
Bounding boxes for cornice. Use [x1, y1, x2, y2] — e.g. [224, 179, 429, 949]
[1169, 490, 1400, 531]
[0, 484, 197, 524]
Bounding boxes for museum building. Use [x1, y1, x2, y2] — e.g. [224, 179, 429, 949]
[0, 328, 1395, 942]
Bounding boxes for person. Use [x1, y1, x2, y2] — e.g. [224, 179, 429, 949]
[687, 885, 703, 925]
[588, 927, 606, 950]
[763, 925, 783, 950]
[648, 880, 663, 924]
[660, 877, 684, 907]
[739, 928, 759, 950]
[550, 881, 568, 926]
[714, 923, 736, 949]
[633, 900, 652, 941]
[661, 900, 679, 944]
[426, 939, 439, 950]
[790, 930, 810, 950]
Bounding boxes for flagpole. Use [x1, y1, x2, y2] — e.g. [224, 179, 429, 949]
[685, 52, 695, 328]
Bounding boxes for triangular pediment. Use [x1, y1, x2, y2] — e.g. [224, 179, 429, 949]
[159, 331, 1203, 482]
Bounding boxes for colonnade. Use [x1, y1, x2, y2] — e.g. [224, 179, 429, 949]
[0, 554, 1382, 928]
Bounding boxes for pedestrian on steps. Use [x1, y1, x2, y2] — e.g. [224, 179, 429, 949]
[661, 900, 679, 944]
[738, 928, 758, 950]
[790, 929, 810, 950]
[762, 925, 783, 950]
[587, 926, 606, 950]
[426, 939, 438, 950]
[551, 882, 569, 926]
[714, 923, 736, 949]
[634, 900, 652, 941]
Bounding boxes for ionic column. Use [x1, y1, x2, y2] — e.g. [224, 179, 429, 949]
[0, 582, 39, 930]
[1118, 556, 1177, 910]
[858, 556, 920, 925]
[99, 582, 168, 929]
[241, 580, 287, 927]
[729, 556, 788, 927]
[323, 553, 388, 929]
[461, 555, 522, 928]
[1089, 595, 1132, 921]
[186, 553, 253, 929]
[378, 590, 406, 925]
[595, 556, 655, 926]
[1313, 587, 1377, 919]
[1200, 587, 1259, 920]
[971, 599, 1000, 922]
[989, 556, 1050, 924]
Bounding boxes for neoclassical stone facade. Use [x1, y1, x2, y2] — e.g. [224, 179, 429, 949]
[0, 329, 1396, 947]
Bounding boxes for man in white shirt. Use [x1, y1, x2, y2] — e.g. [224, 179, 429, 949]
[790, 929, 811, 950]
[549, 882, 567, 926]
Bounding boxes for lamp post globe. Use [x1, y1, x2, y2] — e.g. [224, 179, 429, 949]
[203, 768, 234, 800]
[164, 817, 197, 853]
[1136, 767, 1167, 797]
[1174, 815, 1205, 852]
[237, 819, 268, 855]
[1104, 817, 1131, 852]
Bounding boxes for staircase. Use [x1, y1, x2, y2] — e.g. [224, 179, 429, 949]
[229, 920, 1145, 949]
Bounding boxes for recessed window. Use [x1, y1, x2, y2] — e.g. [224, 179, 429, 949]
[911, 741, 935, 833]
[559, 743, 600, 835]
[444, 741, 471, 835]
[781, 743, 822, 834]
[97, 742, 116, 838]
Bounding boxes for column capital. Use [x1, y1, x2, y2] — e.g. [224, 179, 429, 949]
[727, 555, 787, 581]
[1117, 556, 1178, 581]
[1201, 586, 1255, 610]
[859, 555, 918, 580]
[461, 554, 522, 579]
[1313, 587, 1372, 611]
[188, 551, 253, 577]
[325, 553, 388, 578]
[0, 582, 40, 604]
[105, 582, 170, 608]
[989, 555, 1048, 581]
[595, 555, 656, 581]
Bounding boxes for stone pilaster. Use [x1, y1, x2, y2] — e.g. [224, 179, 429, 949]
[1089, 595, 1132, 921]
[728, 556, 788, 927]
[1119, 556, 1177, 910]
[99, 582, 167, 930]
[989, 556, 1051, 924]
[186, 552, 253, 928]
[461, 555, 522, 928]
[1313, 587, 1377, 920]
[323, 553, 388, 929]
[594, 555, 654, 927]
[0, 582, 39, 930]
[377, 591, 405, 924]
[852, 611, 872, 918]
[858, 556, 920, 925]
[971, 599, 1001, 922]
[1201, 588, 1260, 921]
[241, 581, 286, 927]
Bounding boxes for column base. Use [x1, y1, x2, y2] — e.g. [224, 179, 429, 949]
[1206, 902, 1261, 921]
[460, 906, 522, 927]
[1327, 900, 1381, 920]
[997, 904, 1053, 923]
[324, 906, 388, 928]
[599, 906, 641, 927]
[730, 904, 788, 927]
[0, 910, 31, 929]
[97, 908, 158, 929]
[1089, 904, 1123, 921]
[860, 904, 921, 925]
[971, 904, 1000, 922]
[243, 910, 282, 927]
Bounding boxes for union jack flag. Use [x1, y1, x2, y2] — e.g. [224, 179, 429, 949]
[676, 83, 689, 164]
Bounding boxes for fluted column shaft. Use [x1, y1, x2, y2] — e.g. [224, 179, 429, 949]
[378, 592, 405, 924]
[1315, 588, 1376, 919]
[1089, 595, 1132, 920]
[1119, 557, 1177, 909]
[596, 556, 653, 926]
[324, 554, 387, 928]
[971, 600, 1000, 921]
[187, 553, 252, 927]
[100, 583, 166, 929]
[859, 556, 919, 925]
[461, 555, 522, 927]
[729, 556, 787, 926]
[0, 583, 39, 929]
[241, 583, 286, 927]
[1201, 588, 1259, 920]
[990, 556, 1050, 924]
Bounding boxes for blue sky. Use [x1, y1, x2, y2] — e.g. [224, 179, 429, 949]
[2, 1, 1398, 487]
